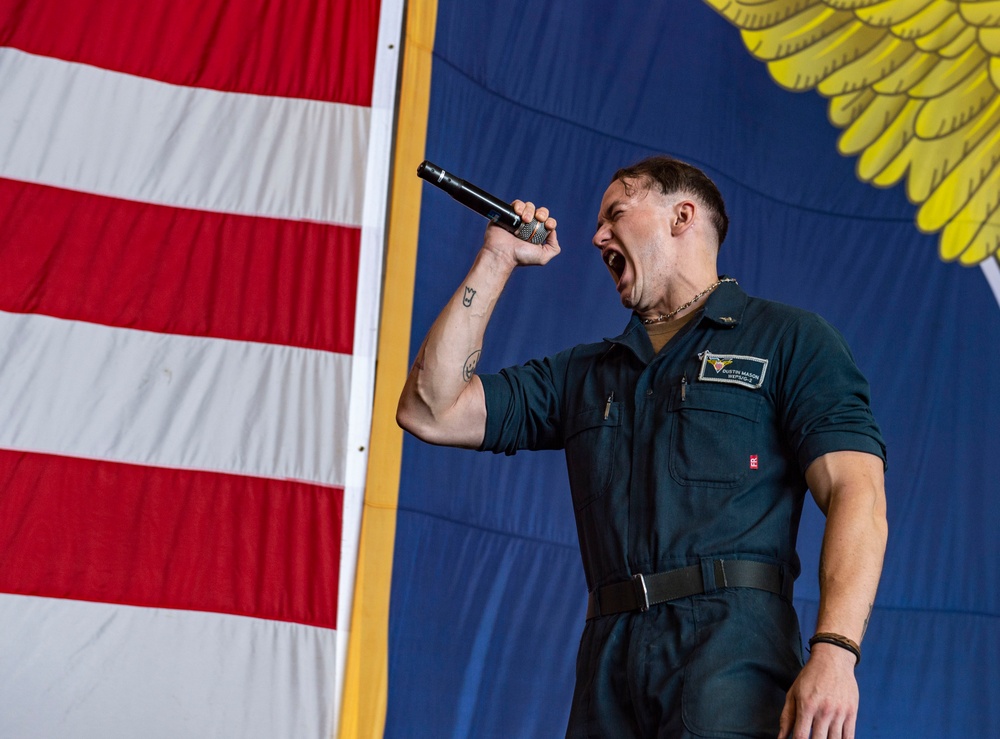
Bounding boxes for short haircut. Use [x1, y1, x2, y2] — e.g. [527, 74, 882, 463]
[612, 156, 729, 246]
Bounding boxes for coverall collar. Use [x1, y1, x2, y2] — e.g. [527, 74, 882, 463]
[604, 277, 748, 363]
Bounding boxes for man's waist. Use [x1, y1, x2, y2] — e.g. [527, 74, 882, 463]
[586, 558, 793, 620]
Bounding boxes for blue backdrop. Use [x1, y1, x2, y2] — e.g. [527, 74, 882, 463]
[388, 1, 1000, 735]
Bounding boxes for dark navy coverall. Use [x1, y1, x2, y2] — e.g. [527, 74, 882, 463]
[479, 281, 886, 738]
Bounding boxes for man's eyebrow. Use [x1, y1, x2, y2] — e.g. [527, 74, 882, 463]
[597, 198, 625, 227]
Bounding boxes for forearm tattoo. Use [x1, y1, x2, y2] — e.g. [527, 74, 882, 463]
[462, 286, 477, 307]
[463, 349, 481, 382]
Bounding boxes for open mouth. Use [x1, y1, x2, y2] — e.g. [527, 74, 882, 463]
[604, 250, 625, 283]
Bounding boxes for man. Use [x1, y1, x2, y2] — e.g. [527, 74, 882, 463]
[396, 156, 887, 738]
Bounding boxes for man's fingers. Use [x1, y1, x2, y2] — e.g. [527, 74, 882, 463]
[511, 200, 556, 230]
[790, 702, 820, 739]
[792, 714, 817, 739]
[777, 696, 795, 739]
[842, 714, 857, 739]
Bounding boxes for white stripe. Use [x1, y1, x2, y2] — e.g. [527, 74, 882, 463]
[0, 594, 337, 739]
[0, 47, 368, 226]
[0, 311, 349, 487]
[335, 0, 406, 726]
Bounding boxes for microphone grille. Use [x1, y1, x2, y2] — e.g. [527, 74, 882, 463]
[517, 219, 549, 245]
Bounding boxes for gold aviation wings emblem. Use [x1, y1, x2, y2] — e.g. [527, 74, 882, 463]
[704, 0, 1000, 269]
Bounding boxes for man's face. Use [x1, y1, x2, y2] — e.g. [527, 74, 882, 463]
[592, 177, 678, 313]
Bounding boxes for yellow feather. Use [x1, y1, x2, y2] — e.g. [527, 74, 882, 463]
[917, 117, 1000, 230]
[992, 56, 1000, 87]
[980, 27, 1000, 54]
[855, 0, 939, 27]
[937, 217, 979, 257]
[765, 21, 888, 88]
[891, 1, 957, 40]
[905, 94, 1000, 200]
[817, 36, 918, 94]
[855, 98, 920, 177]
[916, 67, 994, 137]
[912, 12, 970, 52]
[907, 44, 986, 97]
[957, 1, 1000, 28]
[872, 48, 939, 92]
[937, 25, 979, 57]
[702, 0, 822, 31]
[830, 88, 878, 126]
[939, 217, 987, 261]
[871, 136, 916, 185]
[957, 218, 1000, 264]
[839, 93, 912, 153]
[741, 5, 854, 60]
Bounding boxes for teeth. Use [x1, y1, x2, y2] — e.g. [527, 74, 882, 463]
[607, 253, 617, 268]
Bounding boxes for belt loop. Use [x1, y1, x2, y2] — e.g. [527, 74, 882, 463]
[781, 564, 793, 600]
[700, 558, 718, 593]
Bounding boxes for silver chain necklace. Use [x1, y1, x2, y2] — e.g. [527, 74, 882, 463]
[641, 277, 737, 325]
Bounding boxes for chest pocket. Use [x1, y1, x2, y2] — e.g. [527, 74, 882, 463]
[669, 384, 763, 488]
[563, 403, 621, 510]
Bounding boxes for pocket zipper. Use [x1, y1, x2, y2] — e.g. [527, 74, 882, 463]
[604, 391, 615, 420]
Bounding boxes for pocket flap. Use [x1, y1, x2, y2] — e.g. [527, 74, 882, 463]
[669, 384, 762, 423]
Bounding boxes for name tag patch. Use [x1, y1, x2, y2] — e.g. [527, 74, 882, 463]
[698, 351, 768, 389]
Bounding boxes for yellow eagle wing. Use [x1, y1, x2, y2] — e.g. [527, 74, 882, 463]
[704, 0, 1000, 266]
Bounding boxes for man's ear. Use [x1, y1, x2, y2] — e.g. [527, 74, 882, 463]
[671, 200, 696, 236]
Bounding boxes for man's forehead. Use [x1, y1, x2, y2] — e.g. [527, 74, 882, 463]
[598, 177, 659, 212]
[601, 178, 638, 204]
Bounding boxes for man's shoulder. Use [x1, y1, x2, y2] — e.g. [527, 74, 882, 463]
[744, 293, 817, 321]
[742, 294, 841, 336]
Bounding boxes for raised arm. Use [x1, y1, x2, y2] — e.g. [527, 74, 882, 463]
[396, 201, 560, 448]
[779, 449, 888, 739]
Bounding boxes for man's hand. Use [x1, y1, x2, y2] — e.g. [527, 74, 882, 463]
[778, 639, 859, 738]
[481, 200, 560, 267]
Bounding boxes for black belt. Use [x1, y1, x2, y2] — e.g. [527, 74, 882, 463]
[586, 560, 792, 620]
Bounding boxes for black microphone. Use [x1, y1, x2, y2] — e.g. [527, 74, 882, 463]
[417, 161, 549, 245]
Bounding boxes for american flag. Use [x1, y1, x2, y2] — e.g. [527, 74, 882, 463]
[0, 0, 399, 735]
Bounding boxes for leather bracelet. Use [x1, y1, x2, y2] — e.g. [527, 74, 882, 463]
[808, 632, 861, 665]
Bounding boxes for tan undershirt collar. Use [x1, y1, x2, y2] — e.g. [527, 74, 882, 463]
[644, 310, 699, 353]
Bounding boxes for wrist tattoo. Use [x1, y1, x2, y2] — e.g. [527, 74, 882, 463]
[463, 349, 481, 382]
[462, 286, 477, 307]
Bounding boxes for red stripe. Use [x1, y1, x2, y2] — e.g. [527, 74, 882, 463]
[0, 0, 380, 105]
[0, 179, 358, 354]
[0, 450, 343, 629]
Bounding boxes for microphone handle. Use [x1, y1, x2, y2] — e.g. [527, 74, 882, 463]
[417, 161, 549, 245]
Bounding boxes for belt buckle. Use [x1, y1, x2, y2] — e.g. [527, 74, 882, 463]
[632, 573, 650, 612]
